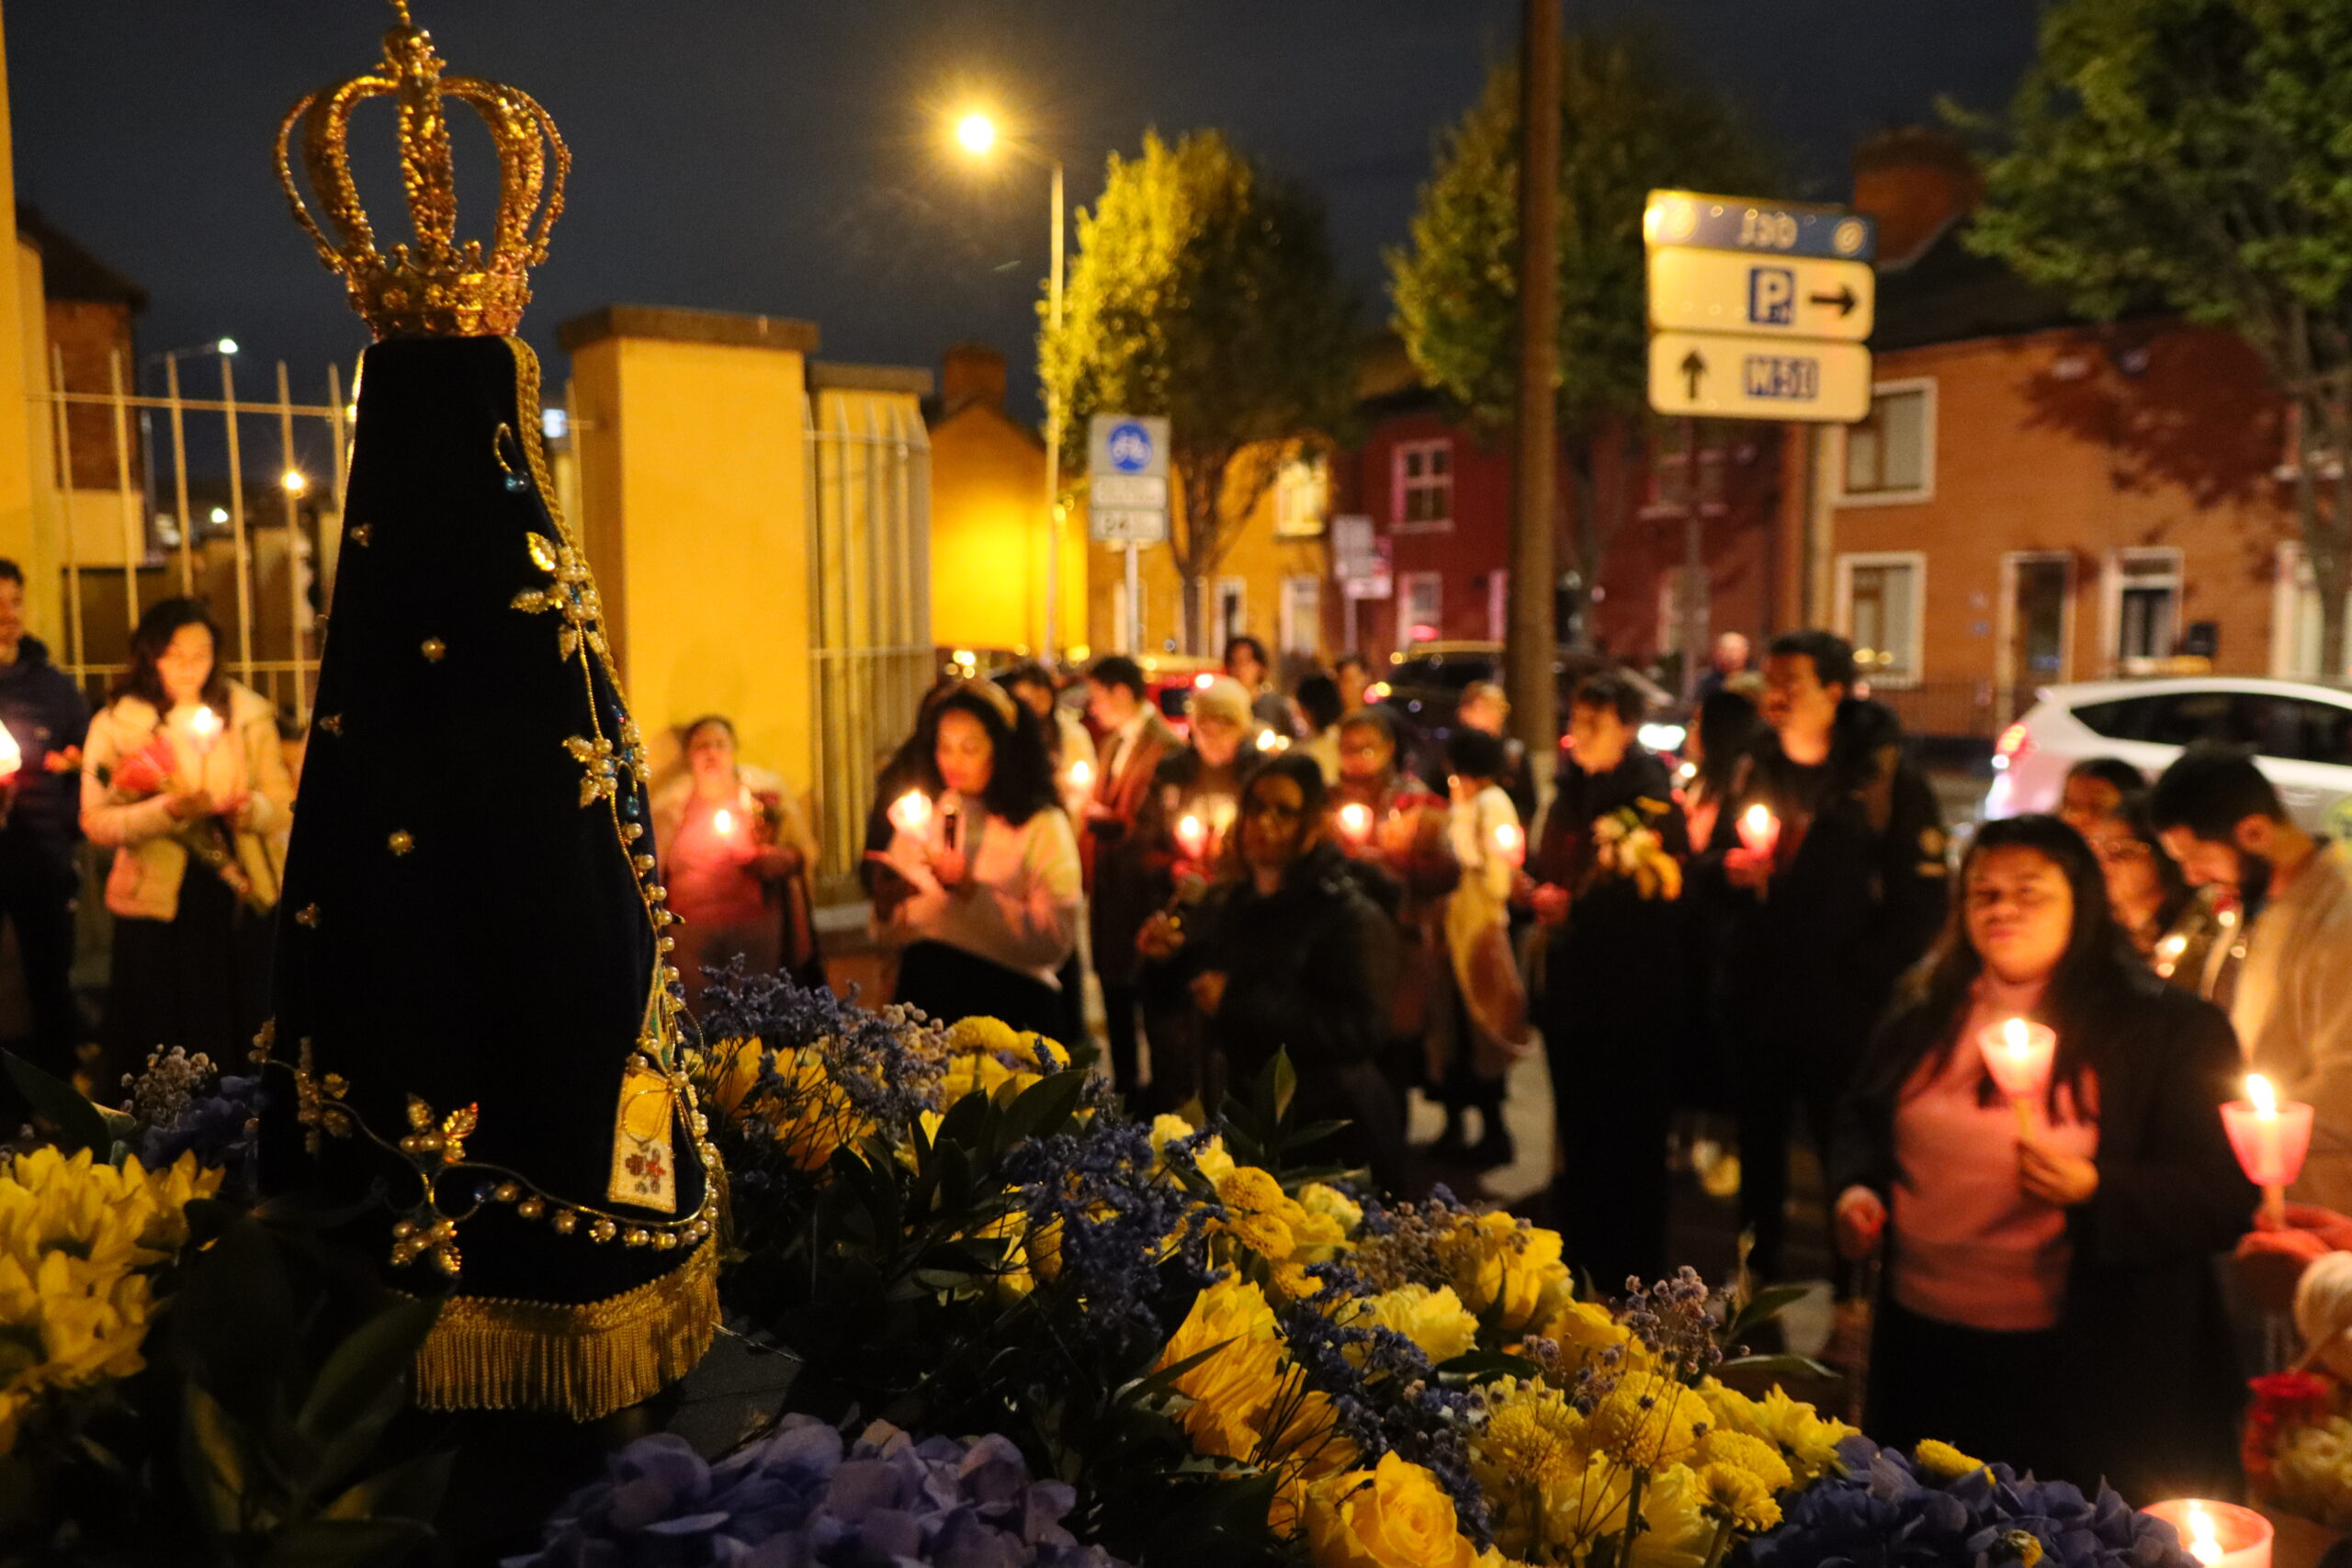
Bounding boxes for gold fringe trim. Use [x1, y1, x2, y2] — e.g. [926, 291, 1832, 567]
[412, 1235, 718, 1421]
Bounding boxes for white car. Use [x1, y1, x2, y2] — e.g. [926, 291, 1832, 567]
[1983, 676, 2352, 838]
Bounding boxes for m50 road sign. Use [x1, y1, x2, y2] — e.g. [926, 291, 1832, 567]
[1646, 331, 1872, 423]
[1647, 250, 1873, 343]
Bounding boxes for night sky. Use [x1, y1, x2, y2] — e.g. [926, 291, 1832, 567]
[10, 2, 2038, 421]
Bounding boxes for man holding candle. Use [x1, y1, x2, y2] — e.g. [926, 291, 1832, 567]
[0, 559, 90, 1094]
[1705, 629, 1950, 1286]
[2152, 743, 2352, 1215]
[1082, 656, 1180, 1101]
[1527, 670, 1690, 1284]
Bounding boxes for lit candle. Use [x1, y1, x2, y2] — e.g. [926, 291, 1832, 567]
[1067, 758, 1093, 794]
[2222, 1072, 2315, 1229]
[1976, 1016, 2057, 1134]
[2143, 1500, 2272, 1568]
[1493, 821, 1525, 867]
[1736, 803, 1781, 860]
[712, 807, 736, 839]
[0, 723, 22, 782]
[1176, 813, 1209, 862]
[888, 790, 933, 837]
[188, 704, 222, 755]
[1338, 802, 1374, 847]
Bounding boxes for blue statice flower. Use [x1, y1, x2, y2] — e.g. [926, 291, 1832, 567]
[1276, 1304, 1488, 1547]
[1752, 1438, 2198, 1568]
[1001, 1118, 1219, 1359]
[120, 1045, 262, 1189]
[695, 959, 945, 1130]
[508, 1415, 1135, 1568]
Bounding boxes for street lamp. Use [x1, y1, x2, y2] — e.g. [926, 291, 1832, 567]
[952, 108, 1067, 664]
[280, 469, 310, 497]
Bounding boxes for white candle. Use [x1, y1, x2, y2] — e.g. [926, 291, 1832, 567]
[188, 705, 222, 753]
[1976, 1016, 2057, 1133]
[1493, 821, 1524, 866]
[2143, 1500, 2272, 1568]
[1338, 802, 1373, 846]
[1736, 803, 1780, 860]
[888, 790, 933, 837]
[712, 807, 736, 839]
[2222, 1072, 2315, 1227]
[1176, 813, 1208, 862]
[1067, 758, 1093, 794]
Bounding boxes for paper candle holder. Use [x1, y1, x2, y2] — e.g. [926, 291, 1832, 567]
[1976, 1018, 2057, 1105]
[2222, 1082, 2313, 1190]
[2142, 1499, 2272, 1568]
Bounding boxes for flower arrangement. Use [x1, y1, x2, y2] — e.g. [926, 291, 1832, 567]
[1589, 802, 1682, 901]
[2245, 1370, 2352, 1528]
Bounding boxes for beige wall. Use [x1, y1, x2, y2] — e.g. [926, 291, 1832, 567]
[926, 400, 1085, 657]
[567, 326, 819, 794]
[0, 11, 40, 639]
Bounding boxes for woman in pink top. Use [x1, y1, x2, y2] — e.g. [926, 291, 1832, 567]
[1830, 815, 2253, 1502]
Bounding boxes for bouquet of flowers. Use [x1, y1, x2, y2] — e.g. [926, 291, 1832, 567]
[1589, 801, 1683, 901]
[2245, 1370, 2352, 1529]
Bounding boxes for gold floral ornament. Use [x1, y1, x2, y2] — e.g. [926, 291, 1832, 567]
[510, 528, 608, 663]
[563, 734, 621, 807]
[275, 0, 569, 340]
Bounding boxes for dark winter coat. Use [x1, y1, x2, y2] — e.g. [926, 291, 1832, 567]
[0, 636, 90, 872]
[1703, 697, 1949, 1069]
[1531, 747, 1689, 1043]
[1830, 968, 2256, 1500]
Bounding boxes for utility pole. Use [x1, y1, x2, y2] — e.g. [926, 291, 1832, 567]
[1509, 0, 1562, 766]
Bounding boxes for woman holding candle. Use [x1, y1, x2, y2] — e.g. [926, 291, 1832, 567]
[871, 682, 1081, 1039]
[650, 716, 824, 1010]
[83, 598, 294, 1066]
[1829, 813, 2256, 1501]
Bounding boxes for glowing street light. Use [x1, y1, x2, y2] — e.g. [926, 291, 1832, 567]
[954, 112, 996, 155]
[214, 337, 239, 356]
[280, 469, 310, 497]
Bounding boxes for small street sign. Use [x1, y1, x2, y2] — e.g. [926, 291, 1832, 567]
[1645, 331, 1872, 423]
[1644, 189, 1877, 425]
[1088, 413, 1171, 546]
[1646, 249, 1874, 343]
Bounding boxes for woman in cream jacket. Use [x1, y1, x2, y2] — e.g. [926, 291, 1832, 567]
[82, 599, 294, 1065]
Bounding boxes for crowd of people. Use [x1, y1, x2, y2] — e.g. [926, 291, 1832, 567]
[856, 626, 2352, 1503]
[6, 564, 2351, 1502]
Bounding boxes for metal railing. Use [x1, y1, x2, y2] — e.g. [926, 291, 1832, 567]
[1861, 680, 2041, 742]
[34, 347, 345, 720]
[806, 389, 932, 897]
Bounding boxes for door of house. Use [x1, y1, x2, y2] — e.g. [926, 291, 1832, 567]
[2003, 553, 2071, 715]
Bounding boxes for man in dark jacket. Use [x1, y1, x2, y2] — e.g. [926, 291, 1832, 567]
[0, 559, 91, 1087]
[1140, 752, 1405, 1190]
[1531, 671, 1689, 1288]
[1704, 629, 1948, 1283]
[1083, 656, 1180, 1100]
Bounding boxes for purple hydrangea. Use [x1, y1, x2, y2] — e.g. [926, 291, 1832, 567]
[138, 1073, 263, 1191]
[1751, 1438, 2198, 1568]
[508, 1415, 1135, 1568]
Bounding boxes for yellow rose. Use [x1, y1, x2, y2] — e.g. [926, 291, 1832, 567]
[1589, 1381, 1703, 1470]
[703, 1036, 765, 1116]
[1155, 1275, 1283, 1460]
[1436, 1213, 1568, 1332]
[1290, 1205, 1354, 1269]
[1306, 1453, 1478, 1568]
[1299, 1182, 1364, 1236]
[1346, 1284, 1479, 1367]
[1150, 1113, 1238, 1186]
[1262, 1378, 1363, 1536]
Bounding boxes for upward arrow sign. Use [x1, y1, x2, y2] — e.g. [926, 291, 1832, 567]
[1679, 349, 1708, 400]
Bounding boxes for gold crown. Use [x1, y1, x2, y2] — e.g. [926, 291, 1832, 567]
[276, 1, 568, 339]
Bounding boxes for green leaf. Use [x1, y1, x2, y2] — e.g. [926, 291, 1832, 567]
[1432, 1348, 1540, 1384]
[1724, 1283, 1815, 1346]
[171, 1214, 298, 1421]
[322, 1450, 453, 1522]
[295, 1296, 441, 1449]
[1719, 1352, 1836, 1381]
[3, 1050, 112, 1156]
[180, 1381, 249, 1536]
[1001, 1068, 1089, 1146]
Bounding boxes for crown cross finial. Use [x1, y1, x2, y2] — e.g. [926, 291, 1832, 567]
[277, 4, 568, 339]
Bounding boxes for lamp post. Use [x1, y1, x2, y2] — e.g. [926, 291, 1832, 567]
[954, 111, 1066, 665]
[142, 337, 239, 593]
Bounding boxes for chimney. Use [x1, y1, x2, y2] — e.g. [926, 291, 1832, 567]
[942, 342, 1007, 412]
[1851, 129, 1984, 268]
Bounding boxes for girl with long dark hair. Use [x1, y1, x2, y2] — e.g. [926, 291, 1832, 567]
[870, 681, 1080, 1037]
[1830, 814, 2254, 1500]
[82, 598, 295, 1065]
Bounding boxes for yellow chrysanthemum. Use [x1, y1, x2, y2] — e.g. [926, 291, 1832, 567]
[1298, 1181, 1364, 1236]
[1216, 1167, 1310, 1263]
[759, 1046, 870, 1171]
[1589, 1381, 1704, 1470]
[1628, 1463, 1717, 1568]
[0, 1149, 220, 1456]
[1695, 1428, 1793, 1495]
[1693, 1461, 1781, 1530]
[1154, 1275, 1283, 1460]
[1345, 1284, 1480, 1368]
[1914, 1439, 1986, 1481]
[944, 1016, 1023, 1058]
[1150, 1113, 1238, 1186]
[1735, 1385, 1857, 1483]
[1540, 1446, 1637, 1551]
[1436, 1213, 1569, 1332]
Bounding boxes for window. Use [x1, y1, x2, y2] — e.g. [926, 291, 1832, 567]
[2285, 699, 2352, 765]
[1399, 571, 1443, 647]
[1273, 457, 1329, 538]
[1393, 439, 1453, 531]
[2074, 690, 2282, 750]
[2109, 548, 2182, 666]
[1840, 382, 1934, 502]
[1214, 578, 1247, 652]
[1280, 575, 1321, 656]
[1835, 551, 1926, 687]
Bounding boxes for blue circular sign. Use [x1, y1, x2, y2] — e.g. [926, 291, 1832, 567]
[1106, 420, 1154, 473]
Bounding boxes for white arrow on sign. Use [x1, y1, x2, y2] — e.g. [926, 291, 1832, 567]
[1646, 250, 1875, 342]
[1646, 331, 1872, 423]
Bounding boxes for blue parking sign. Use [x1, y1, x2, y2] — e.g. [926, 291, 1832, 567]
[1749, 266, 1795, 327]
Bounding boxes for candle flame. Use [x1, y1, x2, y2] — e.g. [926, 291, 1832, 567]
[189, 705, 222, 740]
[1494, 823, 1523, 855]
[713, 807, 734, 837]
[889, 791, 933, 834]
[1339, 802, 1373, 839]
[1068, 760, 1093, 791]
[2249, 1073, 2278, 1118]
[1178, 814, 1207, 854]
[2158, 933, 2188, 959]
[1742, 804, 1773, 836]
[2003, 1016, 2030, 1054]
[2186, 1505, 2223, 1566]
